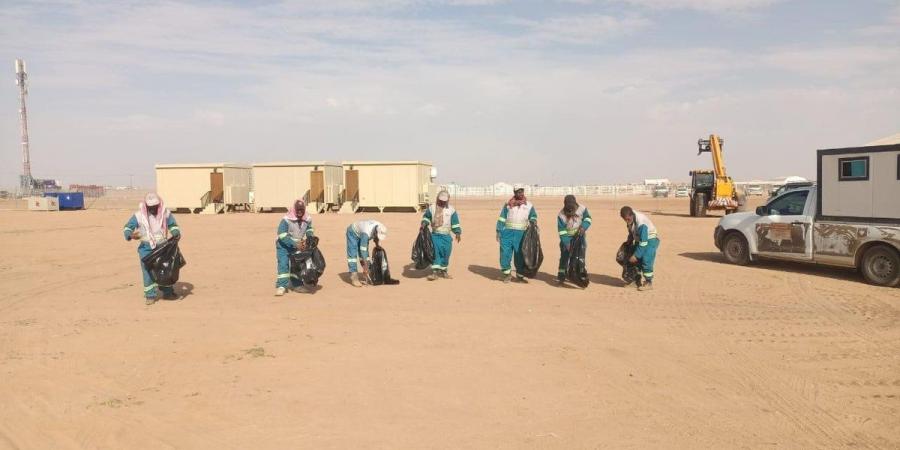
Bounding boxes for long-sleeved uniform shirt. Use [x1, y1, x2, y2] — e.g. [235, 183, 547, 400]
[557, 206, 592, 238]
[629, 211, 658, 259]
[422, 205, 462, 235]
[496, 202, 537, 233]
[276, 217, 314, 249]
[351, 220, 384, 261]
[123, 211, 180, 246]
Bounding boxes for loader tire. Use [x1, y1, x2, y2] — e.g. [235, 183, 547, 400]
[693, 193, 707, 217]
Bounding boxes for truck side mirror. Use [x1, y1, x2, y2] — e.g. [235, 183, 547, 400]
[755, 206, 768, 216]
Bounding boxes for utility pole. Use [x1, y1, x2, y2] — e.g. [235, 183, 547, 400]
[15, 59, 32, 194]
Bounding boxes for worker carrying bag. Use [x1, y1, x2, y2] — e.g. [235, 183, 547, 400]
[565, 233, 590, 288]
[290, 236, 326, 287]
[519, 222, 544, 278]
[411, 226, 435, 270]
[369, 244, 400, 285]
[140, 237, 186, 286]
[616, 241, 640, 285]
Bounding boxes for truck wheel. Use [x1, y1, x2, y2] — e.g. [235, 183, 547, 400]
[722, 233, 751, 265]
[693, 193, 707, 217]
[689, 198, 696, 217]
[860, 246, 900, 287]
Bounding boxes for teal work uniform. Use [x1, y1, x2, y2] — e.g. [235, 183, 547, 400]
[631, 211, 660, 282]
[422, 205, 462, 271]
[346, 220, 383, 273]
[496, 202, 537, 277]
[275, 216, 314, 288]
[123, 213, 181, 299]
[557, 206, 592, 275]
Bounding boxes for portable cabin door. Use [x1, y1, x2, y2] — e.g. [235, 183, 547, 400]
[310, 171, 325, 204]
[210, 171, 224, 203]
[345, 169, 359, 202]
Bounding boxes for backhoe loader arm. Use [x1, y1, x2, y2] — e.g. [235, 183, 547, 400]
[697, 134, 728, 178]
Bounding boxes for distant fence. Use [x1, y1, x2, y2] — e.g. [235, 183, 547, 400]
[445, 184, 659, 197]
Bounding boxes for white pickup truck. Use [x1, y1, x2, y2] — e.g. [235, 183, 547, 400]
[714, 185, 899, 286]
[713, 144, 900, 287]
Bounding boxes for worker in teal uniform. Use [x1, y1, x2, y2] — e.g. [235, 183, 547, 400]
[123, 192, 181, 305]
[275, 198, 315, 296]
[496, 185, 537, 283]
[421, 190, 462, 280]
[557, 194, 592, 284]
[620, 206, 660, 291]
[346, 219, 388, 287]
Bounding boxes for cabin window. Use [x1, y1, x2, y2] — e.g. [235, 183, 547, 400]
[838, 157, 869, 181]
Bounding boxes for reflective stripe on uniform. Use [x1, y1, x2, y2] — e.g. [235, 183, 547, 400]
[170, 226, 180, 232]
[558, 230, 567, 236]
[497, 217, 506, 222]
[502, 269, 511, 274]
[291, 274, 300, 279]
[278, 232, 289, 239]
[423, 217, 432, 224]
[639, 242, 649, 247]
[143, 283, 158, 292]
[124, 227, 133, 232]
[648, 233, 658, 239]
[277, 273, 291, 279]
[431, 264, 442, 269]
[347, 258, 358, 263]
[451, 224, 461, 229]
[644, 272, 653, 277]
[505, 223, 527, 230]
[359, 246, 367, 252]
[583, 217, 592, 223]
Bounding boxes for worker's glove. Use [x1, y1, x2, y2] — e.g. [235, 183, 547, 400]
[131, 230, 141, 240]
[455, 234, 462, 244]
[628, 255, 638, 264]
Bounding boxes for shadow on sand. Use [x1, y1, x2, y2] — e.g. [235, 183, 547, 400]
[679, 251, 864, 283]
[402, 263, 431, 279]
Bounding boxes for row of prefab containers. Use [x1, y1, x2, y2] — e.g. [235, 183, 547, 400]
[155, 161, 437, 213]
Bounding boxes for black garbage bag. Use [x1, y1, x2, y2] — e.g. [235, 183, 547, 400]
[369, 245, 400, 285]
[565, 233, 590, 288]
[616, 241, 640, 285]
[290, 236, 326, 286]
[411, 226, 435, 270]
[140, 238, 186, 286]
[519, 222, 543, 278]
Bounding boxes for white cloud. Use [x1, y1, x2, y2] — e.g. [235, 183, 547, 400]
[517, 14, 651, 44]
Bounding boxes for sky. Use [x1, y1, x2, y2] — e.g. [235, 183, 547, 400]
[1, 0, 898, 188]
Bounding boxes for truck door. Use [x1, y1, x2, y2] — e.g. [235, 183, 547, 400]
[754, 189, 814, 261]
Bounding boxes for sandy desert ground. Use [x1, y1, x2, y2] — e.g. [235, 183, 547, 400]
[0, 194, 898, 449]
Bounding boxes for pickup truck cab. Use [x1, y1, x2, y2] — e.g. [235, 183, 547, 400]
[714, 186, 900, 286]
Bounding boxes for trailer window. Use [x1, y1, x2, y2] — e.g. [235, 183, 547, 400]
[838, 157, 868, 181]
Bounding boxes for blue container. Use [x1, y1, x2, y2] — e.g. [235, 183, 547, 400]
[43, 192, 85, 210]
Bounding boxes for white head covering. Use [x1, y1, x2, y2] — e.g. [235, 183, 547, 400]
[145, 192, 161, 207]
[437, 191, 449, 202]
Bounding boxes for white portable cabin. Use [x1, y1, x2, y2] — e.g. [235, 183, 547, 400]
[155, 163, 252, 214]
[340, 161, 435, 212]
[816, 143, 900, 223]
[251, 161, 343, 213]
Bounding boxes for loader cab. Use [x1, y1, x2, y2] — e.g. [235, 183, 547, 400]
[689, 170, 715, 217]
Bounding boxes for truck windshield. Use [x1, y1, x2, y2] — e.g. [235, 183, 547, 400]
[767, 190, 809, 216]
[693, 173, 714, 188]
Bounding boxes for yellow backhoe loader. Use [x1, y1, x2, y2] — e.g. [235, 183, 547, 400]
[689, 134, 744, 217]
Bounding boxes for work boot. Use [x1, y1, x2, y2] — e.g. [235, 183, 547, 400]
[557, 273, 566, 285]
[514, 275, 528, 284]
[350, 273, 363, 287]
[275, 287, 287, 296]
[638, 281, 654, 292]
[440, 270, 453, 280]
[427, 271, 439, 281]
[145, 296, 157, 305]
[498, 273, 511, 283]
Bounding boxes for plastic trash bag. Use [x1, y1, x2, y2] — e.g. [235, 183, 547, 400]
[369, 245, 400, 285]
[411, 226, 435, 270]
[140, 238, 186, 286]
[290, 236, 326, 286]
[565, 233, 590, 288]
[616, 241, 640, 285]
[519, 222, 543, 278]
